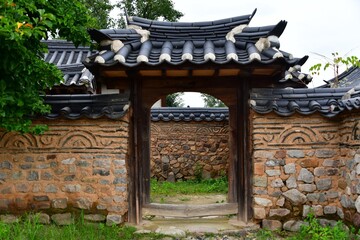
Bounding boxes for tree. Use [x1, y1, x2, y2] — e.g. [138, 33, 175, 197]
[121, 0, 183, 22]
[166, 92, 184, 107]
[201, 94, 226, 107]
[82, 0, 114, 29]
[0, 0, 94, 133]
[310, 52, 360, 88]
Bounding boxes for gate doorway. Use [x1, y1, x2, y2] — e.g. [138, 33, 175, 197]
[147, 93, 232, 218]
[128, 73, 254, 224]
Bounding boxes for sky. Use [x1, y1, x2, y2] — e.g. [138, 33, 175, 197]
[113, 0, 360, 107]
[171, 0, 360, 106]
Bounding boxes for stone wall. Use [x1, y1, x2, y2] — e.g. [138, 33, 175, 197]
[338, 113, 360, 226]
[150, 121, 229, 181]
[0, 117, 129, 225]
[251, 111, 344, 230]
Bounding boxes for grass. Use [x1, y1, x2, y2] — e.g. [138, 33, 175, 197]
[254, 213, 360, 240]
[150, 176, 228, 197]
[0, 213, 168, 240]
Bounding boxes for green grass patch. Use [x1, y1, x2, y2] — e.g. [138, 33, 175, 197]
[0, 213, 170, 240]
[254, 213, 360, 240]
[150, 176, 228, 197]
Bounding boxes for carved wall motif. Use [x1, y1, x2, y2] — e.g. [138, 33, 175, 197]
[252, 113, 339, 149]
[0, 119, 129, 153]
[151, 123, 229, 136]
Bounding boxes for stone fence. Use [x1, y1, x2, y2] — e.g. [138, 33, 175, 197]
[150, 120, 229, 181]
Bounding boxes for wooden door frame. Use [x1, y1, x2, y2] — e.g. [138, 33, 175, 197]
[127, 76, 252, 224]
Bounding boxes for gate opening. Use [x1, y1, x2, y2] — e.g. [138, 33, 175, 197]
[144, 92, 237, 218]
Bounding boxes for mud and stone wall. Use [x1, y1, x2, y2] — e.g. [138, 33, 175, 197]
[150, 121, 229, 181]
[251, 111, 360, 230]
[0, 117, 129, 225]
[338, 113, 360, 226]
[2, 109, 360, 227]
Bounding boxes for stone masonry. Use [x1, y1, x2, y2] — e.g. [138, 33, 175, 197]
[2, 109, 360, 227]
[252, 111, 360, 228]
[0, 117, 129, 225]
[150, 121, 229, 181]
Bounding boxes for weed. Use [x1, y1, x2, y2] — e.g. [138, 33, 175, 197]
[150, 176, 228, 197]
[289, 212, 359, 240]
[179, 197, 191, 201]
[194, 163, 203, 182]
[0, 221, 11, 240]
[255, 228, 277, 240]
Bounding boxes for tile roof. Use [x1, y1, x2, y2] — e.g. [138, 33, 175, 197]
[318, 66, 360, 88]
[83, 10, 311, 84]
[151, 108, 228, 122]
[250, 87, 360, 117]
[43, 94, 129, 119]
[42, 86, 360, 120]
[43, 40, 97, 93]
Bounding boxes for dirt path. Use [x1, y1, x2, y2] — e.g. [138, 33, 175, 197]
[151, 193, 227, 204]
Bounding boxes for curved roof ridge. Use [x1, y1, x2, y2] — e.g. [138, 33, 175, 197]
[127, 9, 257, 30]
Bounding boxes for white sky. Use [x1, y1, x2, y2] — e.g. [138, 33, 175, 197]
[113, 0, 360, 107]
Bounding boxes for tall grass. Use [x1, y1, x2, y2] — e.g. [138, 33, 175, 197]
[150, 176, 228, 197]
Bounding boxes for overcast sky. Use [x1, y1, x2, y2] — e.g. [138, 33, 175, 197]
[170, 0, 360, 106]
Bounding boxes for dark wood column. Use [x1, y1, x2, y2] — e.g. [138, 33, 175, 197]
[228, 105, 238, 203]
[128, 75, 145, 224]
[237, 79, 252, 222]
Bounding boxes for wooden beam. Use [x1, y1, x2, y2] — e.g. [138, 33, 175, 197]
[143, 203, 238, 218]
[228, 105, 238, 203]
[237, 79, 252, 222]
[141, 106, 151, 205]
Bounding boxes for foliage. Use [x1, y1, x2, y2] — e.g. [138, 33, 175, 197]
[201, 93, 226, 107]
[121, 0, 183, 22]
[151, 176, 228, 197]
[309, 52, 360, 88]
[255, 228, 278, 240]
[165, 92, 184, 107]
[0, 213, 141, 240]
[290, 212, 359, 240]
[0, 0, 94, 133]
[81, 0, 115, 29]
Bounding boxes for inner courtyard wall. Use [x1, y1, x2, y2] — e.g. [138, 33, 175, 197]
[150, 120, 229, 181]
[0, 116, 130, 225]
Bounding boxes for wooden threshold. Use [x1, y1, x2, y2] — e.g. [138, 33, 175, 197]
[143, 203, 238, 218]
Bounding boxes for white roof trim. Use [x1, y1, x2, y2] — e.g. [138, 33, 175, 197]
[114, 54, 126, 63]
[137, 55, 149, 63]
[204, 53, 216, 61]
[181, 53, 193, 61]
[111, 40, 124, 52]
[226, 53, 238, 61]
[225, 24, 248, 43]
[255, 38, 270, 52]
[159, 53, 171, 62]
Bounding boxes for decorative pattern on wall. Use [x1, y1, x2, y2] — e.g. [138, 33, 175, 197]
[340, 116, 360, 146]
[0, 120, 129, 153]
[252, 114, 339, 149]
[151, 123, 229, 136]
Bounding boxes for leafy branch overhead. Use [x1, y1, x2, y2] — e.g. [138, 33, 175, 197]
[309, 52, 360, 88]
[0, 0, 94, 133]
[0, 0, 183, 133]
[121, 0, 183, 22]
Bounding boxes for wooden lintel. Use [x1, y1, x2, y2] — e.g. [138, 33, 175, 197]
[143, 203, 238, 218]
